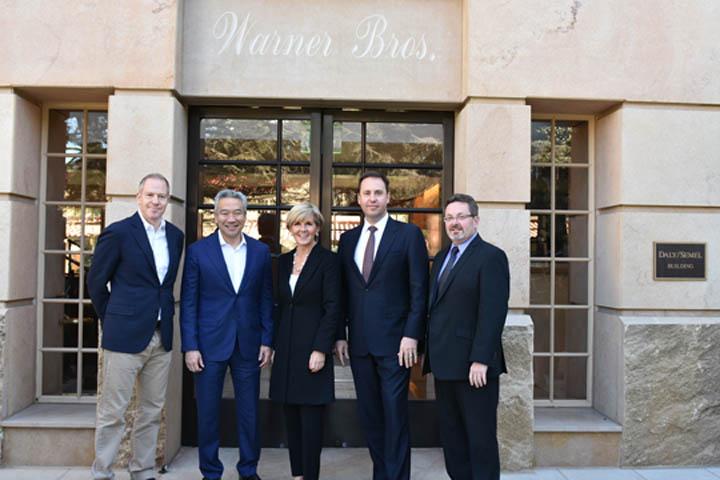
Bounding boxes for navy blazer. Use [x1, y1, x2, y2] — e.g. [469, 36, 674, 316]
[423, 235, 510, 380]
[337, 217, 429, 357]
[180, 231, 273, 362]
[87, 212, 184, 354]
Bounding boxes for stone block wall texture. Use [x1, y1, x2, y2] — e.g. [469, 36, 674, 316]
[498, 315, 534, 470]
[0, 308, 5, 462]
[621, 318, 720, 466]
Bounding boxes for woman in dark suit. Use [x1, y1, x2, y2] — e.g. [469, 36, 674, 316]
[270, 202, 340, 480]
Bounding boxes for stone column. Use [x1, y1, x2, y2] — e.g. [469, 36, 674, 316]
[595, 103, 720, 465]
[454, 99, 533, 470]
[103, 90, 187, 466]
[0, 90, 42, 459]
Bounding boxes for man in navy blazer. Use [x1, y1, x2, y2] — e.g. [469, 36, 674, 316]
[423, 193, 510, 480]
[335, 172, 429, 480]
[88, 173, 184, 480]
[181, 189, 273, 480]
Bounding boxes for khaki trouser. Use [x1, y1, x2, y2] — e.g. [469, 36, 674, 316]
[92, 331, 172, 480]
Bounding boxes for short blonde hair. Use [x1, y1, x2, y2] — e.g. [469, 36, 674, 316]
[286, 202, 324, 230]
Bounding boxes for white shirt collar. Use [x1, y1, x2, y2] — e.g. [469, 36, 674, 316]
[363, 212, 389, 233]
[218, 231, 247, 249]
[138, 210, 166, 233]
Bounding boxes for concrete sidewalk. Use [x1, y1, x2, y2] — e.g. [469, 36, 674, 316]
[1, 448, 719, 479]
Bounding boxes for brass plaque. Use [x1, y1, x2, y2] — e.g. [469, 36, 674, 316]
[654, 242, 706, 281]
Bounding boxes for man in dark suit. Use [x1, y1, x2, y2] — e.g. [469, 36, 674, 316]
[423, 193, 510, 480]
[180, 189, 273, 480]
[88, 173, 184, 480]
[335, 171, 429, 480]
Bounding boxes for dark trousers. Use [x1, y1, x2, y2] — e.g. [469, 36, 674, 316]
[434, 377, 500, 480]
[195, 346, 261, 479]
[283, 404, 325, 480]
[351, 354, 411, 480]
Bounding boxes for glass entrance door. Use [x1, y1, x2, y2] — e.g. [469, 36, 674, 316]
[183, 107, 453, 447]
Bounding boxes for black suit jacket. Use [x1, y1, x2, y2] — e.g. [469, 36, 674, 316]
[87, 212, 184, 353]
[269, 245, 341, 405]
[337, 217, 429, 357]
[423, 235, 509, 380]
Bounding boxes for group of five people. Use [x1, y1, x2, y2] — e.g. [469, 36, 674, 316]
[88, 171, 510, 480]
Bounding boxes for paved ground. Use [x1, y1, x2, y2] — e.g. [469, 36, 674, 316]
[1, 448, 719, 479]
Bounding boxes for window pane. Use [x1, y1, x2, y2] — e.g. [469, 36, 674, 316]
[530, 214, 551, 257]
[45, 205, 82, 250]
[46, 156, 82, 201]
[553, 356, 587, 400]
[84, 207, 105, 251]
[44, 253, 81, 299]
[333, 122, 361, 163]
[282, 120, 311, 161]
[198, 209, 216, 239]
[200, 164, 277, 206]
[555, 309, 588, 353]
[48, 110, 83, 154]
[42, 302, 79, 348]
[386, 168, 441, 209]
[555, 167, 588, 210]
[201, 118, 277, 161]
[529, 308, 551, 353]
[409, 363, 433, 400]
[531, 120, 552, 164]
[534, 357, 550, 399]
[554, 261, 589, 305]
[82, 255, 94, 299]
[82, 352, 99, 395]
[555, 121, 588, 164]
[86, 157, 107, 202]
[245, 209, 281, 255]
[281, 166, 310, 205]
[529, 166, 551, 209]
[332, 167, 361, 207]
[42, 351, 78, 396]
[330, 212, 362, 252]
[555, 214, 588, 258]
[530, 261, 551, 304]
[366, 123, 443, 165]
[87, 111, 108, 154]
[82, 303, 99, 348]
[400, 212, 443, 257]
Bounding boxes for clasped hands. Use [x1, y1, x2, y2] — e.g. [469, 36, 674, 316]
[333, 337, 419, 369]
[184, 345, 274, 372]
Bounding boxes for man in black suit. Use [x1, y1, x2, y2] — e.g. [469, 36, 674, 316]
[423, 193, 510, 480]
[335, 171, 429, 480]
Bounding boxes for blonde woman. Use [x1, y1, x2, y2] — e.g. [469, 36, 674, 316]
[269, 202, 340, 480]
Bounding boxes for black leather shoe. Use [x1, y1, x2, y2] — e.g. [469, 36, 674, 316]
[239, 475, 262, 480]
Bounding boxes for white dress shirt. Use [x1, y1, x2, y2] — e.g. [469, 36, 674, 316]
[354, 213, 390, 272]
[138, 211, 169, 320]
[219, 232, 247, 293]
[289, 273, 299, 295]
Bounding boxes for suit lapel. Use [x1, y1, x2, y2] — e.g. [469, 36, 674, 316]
[434, 235, 482, 305]
[367, 217, 399, 285]
[278, 251, 293, 300]
[208, 231, 236, 293]
[429, 246, 449, 308]
[293, 245, 321, 298]
[238, 234, 255, 294]
[344, 227, 365, 285]
[163, 225, 180, 287]
[129, 213, 159, 285]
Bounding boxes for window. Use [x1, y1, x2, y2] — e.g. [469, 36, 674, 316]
[37, 107, 108, 401]
[528, 116, 594, 405]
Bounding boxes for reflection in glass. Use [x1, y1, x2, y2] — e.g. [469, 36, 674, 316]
[409, 363, 433, 400]
[530, 261, 551, 304]
[555, 214, 588, 257]
[332, 167, 361, 207]
[86, 158, 107, 202]
[82, 303, 99, 348]
[82, 352, 99, 395]
[554, 261, 589, 305]
[333, 122, 361, 163]
[531, 120, 552, 164]
[330, 213, 362, 251]
[42, 302, 79, 348]
[555, 121, 588, 164]
[534, 357, 550, 399]
[385, 169, 441, 208]
[48, 110, 83, 154]
[46, 157, 82, 201]
[281, 166, 310, 205]
[87, 111, 108, 154]
[44, 253, 82, 299]
[42, 351, 78, 395]
[200, 164, 277, 205]
[529, 309, 551, 353]
[244, 210, 280, 254]
[199, 209, 216, 239]
[390, 213, 443, 258]
[84, 207, 105, 251]
[530, 214, 551, 257]
[555, 309, 588, 353]
[529, 166, 551, 209]
[366, 123, 443, 165]
[45, 205, 83, 250]
[555, 167, 588, 210]
[554, 356, 587, 400]
[201, 118, 278, 161]
[282, 120, 311, 161]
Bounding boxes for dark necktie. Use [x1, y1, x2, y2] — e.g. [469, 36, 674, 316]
[436, 245, 459, 294]
[362, 226, 377, 283]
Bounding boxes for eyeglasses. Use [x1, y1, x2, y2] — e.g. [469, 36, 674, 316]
[443, 213, 475, 223]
